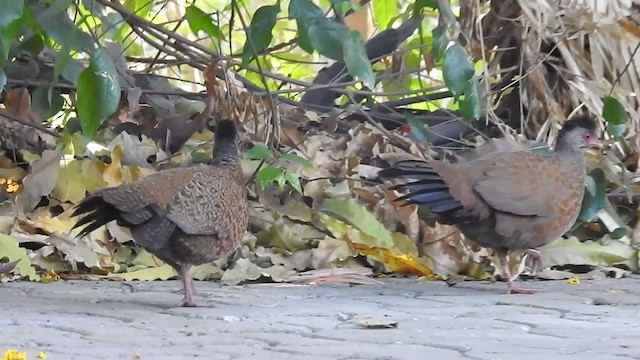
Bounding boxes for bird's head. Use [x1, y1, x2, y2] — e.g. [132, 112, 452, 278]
[555, 115, 603, 152]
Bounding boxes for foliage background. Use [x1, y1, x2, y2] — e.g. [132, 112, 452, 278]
[0, 0, 639, 285]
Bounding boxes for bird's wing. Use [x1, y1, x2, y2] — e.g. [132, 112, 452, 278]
[166, 166, 246, 236]
[471, 152, 558, 218]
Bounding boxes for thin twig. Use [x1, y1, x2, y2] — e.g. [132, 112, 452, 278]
[0, 111, 60, 138]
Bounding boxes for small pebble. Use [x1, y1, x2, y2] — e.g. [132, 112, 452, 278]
[223, 315, 240, 323]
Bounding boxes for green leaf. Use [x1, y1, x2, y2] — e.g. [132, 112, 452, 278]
[584, 174, 596, 195]
[609, 227, 627, 240]
[578, 169, 607, 222]
[459, 76, 482, 119]
[123, 0, 153, 17]
[372, 0, 398, 28]
[289, 0, 325, 22]
[288, 0, 324, 53]
[16, 34, 44, 56]
[276, 170, 287, 189]
[443, 44, 475, 96]
[245, 144, 274, 160]
[76, 48, 121, 138]
[53, 36, 73, 83]
[296, 21, 314, 53]
[281, 153, 312, 168]
[241, 3, 281, 65]
[32, 86, 64, 119]
[602, 96, 628, 125]
[431, 25, 447, 60]
[191, 151, 209, 164]
[284, 170, 303, 194]
[608, 123, 627, 138]
[539, 237, 637, 270]
[342, 31, 375, 89]
[308, 20, 346, 60]
[0, 70, 5, 92]
[0, 233, 39, 281]
[109, 263, 177, 281]
[0, 0, 24, 28]
[0, 15, 23, 63]
[185, 5, 220, 39]
[332, 0, 361, 17]
[257, 166, 283, 189]
[413, 0, 438, 17]
[34, 3, 94, 52]
[317, 197, 394, 248]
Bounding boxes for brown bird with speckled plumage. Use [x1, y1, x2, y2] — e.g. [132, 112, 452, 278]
[71, 119, 247, 307]
[379, 115, 603, 294]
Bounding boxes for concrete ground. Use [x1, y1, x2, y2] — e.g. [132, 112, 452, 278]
[1, 277, 640, 360]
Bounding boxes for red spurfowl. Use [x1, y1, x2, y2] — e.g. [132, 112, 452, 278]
[71, 119, 248, 307]
[379, 115, 603, 294]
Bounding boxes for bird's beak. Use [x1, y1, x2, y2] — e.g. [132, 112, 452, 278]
[589, 138, 604, 149]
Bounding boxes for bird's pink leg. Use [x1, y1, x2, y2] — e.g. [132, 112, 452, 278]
[524, 249, 542, 275]
[178, 264, 198, 307]
[498, 254, 537, 295]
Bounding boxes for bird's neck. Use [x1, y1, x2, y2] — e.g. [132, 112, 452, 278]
[211, 139, 239, 165]
[553, 147, 588, 178]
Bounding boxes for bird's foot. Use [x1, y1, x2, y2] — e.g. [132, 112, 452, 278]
[524, 249, 543, 275]
[507, 282, 538, 295]
[177, 297, 217, 308]
[177, 263, 200, 307]
[171, 288, 199, 296]
[179, 298, 199, 307]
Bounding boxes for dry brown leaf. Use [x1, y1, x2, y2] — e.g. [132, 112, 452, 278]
[257, 186, 312, 222]
[288, 267, 377, 285]
[256, 235, 356, 271]
[256, 246, 315, 271]
[345, 315, 398, 329]
[256, 216, 323, 252]
[220, 258, 295, 285]
[16, 149, 61, 213]
[46, 233, 111, 270]
[3, 88, 31, 120]
[0, 259, 19, 274]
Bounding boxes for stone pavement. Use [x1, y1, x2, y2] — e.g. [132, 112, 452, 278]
[2, 277, 640, 360]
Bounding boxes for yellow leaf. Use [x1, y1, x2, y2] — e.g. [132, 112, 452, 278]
[0, 168, 27, 182]
[2, 349, 27, 360]
[52, 159, 106, 203]
[36, 351, 48, 359]
[317, 213, 432, 276]
[19, 150, 40, 163]
[191, 263, 223, 280]
[0, 233, 39, 280]
[567, 276, 581, 285]
[29, 215, 76, 235]
[102, 145, 153, 186]
[351, 241, 433, 276]
[108, 263, 177, 281]
[131, 248, 163, 267]
[103, 144, 124, 186]
[318, 213, 389, 250]
[317, 197, 393, 248]
[41, 269, 61, 282]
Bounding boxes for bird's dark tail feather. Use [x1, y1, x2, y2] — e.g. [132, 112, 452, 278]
[378, 159, 463, 213]
[70, 196, 119, 238]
